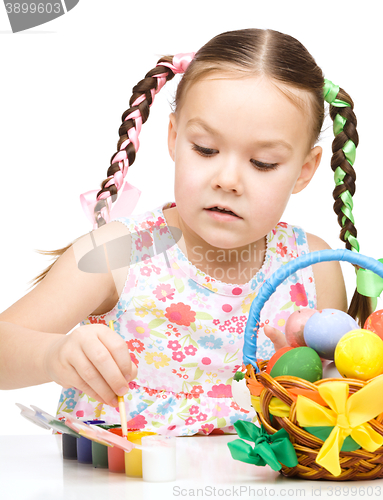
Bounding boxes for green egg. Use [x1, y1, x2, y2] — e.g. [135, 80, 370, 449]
[270, 346, 323, 382]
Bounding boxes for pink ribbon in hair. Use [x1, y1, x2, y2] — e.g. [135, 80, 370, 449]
[79, 53, 194, 228]
[159, 52, 196, 74]
[80, 181, 141, 229]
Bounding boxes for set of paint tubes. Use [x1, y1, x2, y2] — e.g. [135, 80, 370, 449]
[16, 404, 177, 481]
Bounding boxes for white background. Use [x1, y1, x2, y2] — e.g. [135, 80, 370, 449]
[0, 0, 382, 435]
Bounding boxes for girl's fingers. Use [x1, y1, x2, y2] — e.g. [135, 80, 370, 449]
[97, 330, 136, 384]
[80, 335, 131, 402]
[58, 356, 110, 405]
[264, 325, 287, 351]
[46, 325, 136, 406]
[70, 348, 118, 406]
[63, 375, 110, 407]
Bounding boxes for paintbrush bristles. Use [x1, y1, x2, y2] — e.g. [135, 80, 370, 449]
[118, 396, 128, 437]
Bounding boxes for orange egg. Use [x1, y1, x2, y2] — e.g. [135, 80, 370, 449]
[364, 309, 383, 341]
[266, 346, 293, 374]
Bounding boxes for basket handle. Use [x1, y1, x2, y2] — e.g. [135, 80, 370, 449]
[243, 248, 383, 369]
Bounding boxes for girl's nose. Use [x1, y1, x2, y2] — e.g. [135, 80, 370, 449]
[211, 159, 244, 194]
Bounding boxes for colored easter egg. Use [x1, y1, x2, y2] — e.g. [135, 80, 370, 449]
[334, 329, 383, 380]
[231, 376, 252, 412]
[270, 347, 323, 383]
[266, 346, 293, 374]
[304, 309, 359, 360]
[285, 309, 316, 347]
[364, 309, 383, 341]
[322, 361, 343, 379]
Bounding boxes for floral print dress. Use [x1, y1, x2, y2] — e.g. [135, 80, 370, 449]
[57, 201, 317, 436]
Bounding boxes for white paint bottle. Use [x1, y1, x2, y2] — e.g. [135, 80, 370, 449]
[141, 435, 177, 482]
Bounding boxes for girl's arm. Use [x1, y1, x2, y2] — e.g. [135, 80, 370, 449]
[306, 233, 348, 312]
[0, 221, 136, 407]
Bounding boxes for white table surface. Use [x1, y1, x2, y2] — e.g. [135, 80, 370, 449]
[1, 435, 383, 500]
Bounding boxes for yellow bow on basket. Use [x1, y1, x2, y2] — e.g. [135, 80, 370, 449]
[296, 375, 383, 477]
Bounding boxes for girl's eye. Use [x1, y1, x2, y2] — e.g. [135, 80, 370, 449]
[191, 144, 218, 157]
[192, 144, 279, 171]
[250, 159, 279, 171]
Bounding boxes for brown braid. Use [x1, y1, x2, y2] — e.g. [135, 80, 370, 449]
[28, 56, 179, 288]
[329, 89, 358, 250]
[94, 56, 176, 227]
[329, 88, 373, 326]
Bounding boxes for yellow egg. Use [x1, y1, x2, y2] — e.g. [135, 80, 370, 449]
[334, 329, 383, 380]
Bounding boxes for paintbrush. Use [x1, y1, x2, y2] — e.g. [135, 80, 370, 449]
[109, 320, 128, 437]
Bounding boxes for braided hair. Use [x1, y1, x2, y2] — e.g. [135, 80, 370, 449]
[324, 80, 373, 325]
[29, 54, 186, 286]
[93, 55, 179, 227]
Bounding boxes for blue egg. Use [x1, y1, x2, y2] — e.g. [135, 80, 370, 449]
[303, 309, 359, 360]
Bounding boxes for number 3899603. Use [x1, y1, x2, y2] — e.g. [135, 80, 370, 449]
[5, 3, 62, 14]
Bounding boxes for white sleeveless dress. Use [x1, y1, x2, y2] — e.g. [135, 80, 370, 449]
[56, 201, 317, 436]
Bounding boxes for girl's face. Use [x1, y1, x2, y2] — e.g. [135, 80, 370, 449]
[167, 75, 322, 253]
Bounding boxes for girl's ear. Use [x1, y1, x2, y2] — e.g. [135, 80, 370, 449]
[167, 113, 178, 162]
[292, 145, 322, 194]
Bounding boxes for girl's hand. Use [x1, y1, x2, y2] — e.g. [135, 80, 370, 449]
[263, 325, 288, 352]
[43, 324, 137, 407]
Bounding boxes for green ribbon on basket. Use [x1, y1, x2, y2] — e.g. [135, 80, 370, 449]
[227, 421, 298, 471]
[303, 426, 360, 452]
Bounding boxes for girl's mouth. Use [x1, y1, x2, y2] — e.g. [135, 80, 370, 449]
[205, 207, 241, 219]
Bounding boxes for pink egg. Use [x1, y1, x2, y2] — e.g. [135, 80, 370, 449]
[285, 309, 316, 347]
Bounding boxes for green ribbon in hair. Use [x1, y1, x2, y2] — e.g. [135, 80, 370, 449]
[333, 165, 360, 252]
[323, 79, 339, 104]
[324, 79, 361, 254]
[334, 114, 347, 135]
[357, 260, 383, 298]
[323, 80, 383, 304]
[323, 79, 351, 108]
[227, 421, 298, 471]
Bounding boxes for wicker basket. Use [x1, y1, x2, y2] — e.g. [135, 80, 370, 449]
[243, 249, 383, 480]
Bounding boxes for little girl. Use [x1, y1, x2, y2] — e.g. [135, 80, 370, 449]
[0, 28, 369, 436]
